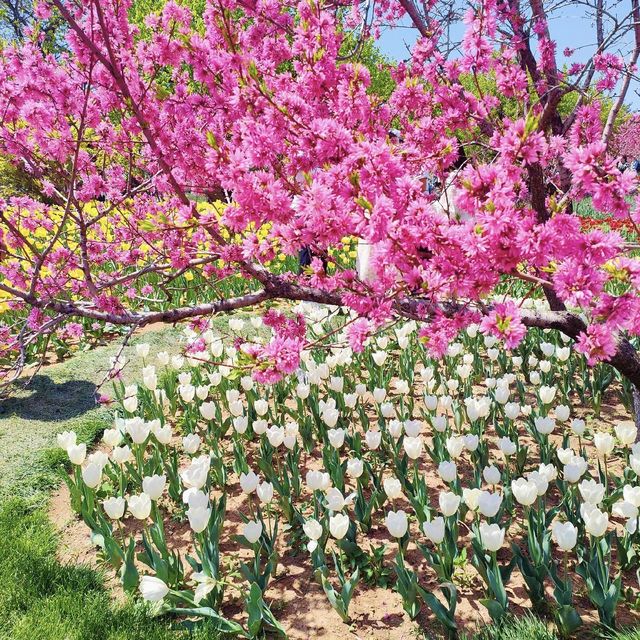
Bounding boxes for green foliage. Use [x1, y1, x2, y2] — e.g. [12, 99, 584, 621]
[129, 0, 207, 35]
[339, 33, 396, 101]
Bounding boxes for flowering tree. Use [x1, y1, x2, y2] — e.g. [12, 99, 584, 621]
[612, 114, 640, 159]
[1, 0, 640, 386]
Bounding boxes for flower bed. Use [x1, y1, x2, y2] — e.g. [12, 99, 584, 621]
[58, 305, 640, 637]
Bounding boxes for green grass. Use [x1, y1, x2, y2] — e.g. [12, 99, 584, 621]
[0, 325, 183, 504]
[464, 614, 558, 640]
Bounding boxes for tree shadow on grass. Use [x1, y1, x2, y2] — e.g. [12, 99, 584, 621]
[0, 375, 97, 423]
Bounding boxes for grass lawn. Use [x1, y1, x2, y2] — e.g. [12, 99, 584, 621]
[0, 320, 639, 640]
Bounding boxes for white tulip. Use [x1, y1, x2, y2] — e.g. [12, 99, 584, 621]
[372, 351, 388, 367]
[386, 510, 409, 538]
[554, 404, 570, 422]
[504, 403, 520, 420]
[196, 385, 209, 401]
[57, 430, 77, 450]
[526, 470, 549, 496]
[404, 419, 422, 437]
[256, 481, 274, 504]
[142, 474, 166, 501]
[538, 385, 557, 405]
[346, 458, 364, 479]
[439, 491, 461, 517]
[128, 493, 152, 520]
[551, 521, 577, 550]
[497, 437, 516, 456]
[479, 522, 505, 551]
[180, 459, 209, 489]
[328, 428, 345, 449]
[178, 384, 195, 403]
[102, 428, 122, 447]
[322, 408, 340, 428]
[306, 470, 325, 491]
[446, 436, 465, 459]
[373, 388, 387, 404]
[199, 402, 216, 421]
[579, 478, 605, 505]
[304, 519, 323, 551]
[615, 421, 637, 446]
[383, 477, 402, 500]
[240, 471, 260, 494]
[228, 400, 244, 417]
[581, 504, 609, 537]
[540, 342, 555, 357]
[229, 317, 244, 332]
[253, 419, 268, 435]
[623, 484, 640, 508]
[184, 488, 209, 509]
[511, 478, 537, 506]
[422, 516, 445, 544]
[103, 496, 125, 520]
[112, 445, 132, 465]
[424, 395, 438, 411]
[464, 434, 479, 452]
[266, 426, 284, 448]
[254, 399, 269, 417]
[483, 465, 501, 485]
[438, 461, 457, 484]
[187, 505, 211, 533]
[295, 383, 310, 400]
[380, 402, 395, 419]
[463, 487, 481, 511]
[67, 443, 87, 465]
[344, 393, 357, 409]
[183, 433, 201, 454]
[613, 499, 639, 519]
[570, 418, 586, 436]
[127, 418, 150, 444]
[329, 513, 350, 539]
[404, 436, 423, 460]
[534, 416, 555, 435]
[364, 429, 382, 450]
[432, 415, 448, 432]
[478, 491, 502, 518]
[594, 432, 615, 457]
[139, 575, 169, 602]
[537, 462, 557, 482]
[82, 462, 102, 489]
[153, 423, 172, 444]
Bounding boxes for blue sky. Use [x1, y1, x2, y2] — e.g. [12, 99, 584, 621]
[376, 5, 640, 110]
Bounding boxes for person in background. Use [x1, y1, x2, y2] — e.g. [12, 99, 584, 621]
[356, 129, 404, 282]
